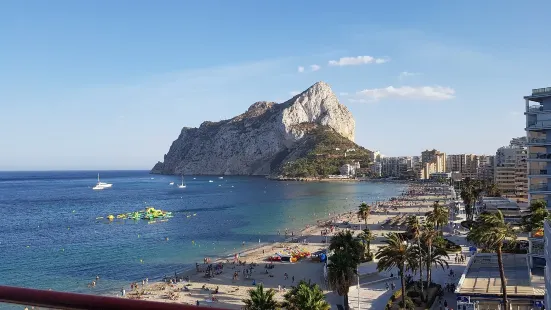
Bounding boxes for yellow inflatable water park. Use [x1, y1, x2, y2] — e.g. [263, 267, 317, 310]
[101, 207, 173, 223]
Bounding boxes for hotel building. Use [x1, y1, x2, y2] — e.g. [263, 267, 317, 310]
[525, 86, 551, 207]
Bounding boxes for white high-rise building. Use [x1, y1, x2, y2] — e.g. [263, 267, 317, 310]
[525, 86, 551, 207]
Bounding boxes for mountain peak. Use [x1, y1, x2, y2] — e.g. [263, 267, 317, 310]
[282, 81, 354, 142]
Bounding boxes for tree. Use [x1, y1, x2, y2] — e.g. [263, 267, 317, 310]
[356, 203, 371, 227]
[420, 225, 438, 299]
[242, 284, 280, 310]
[327, 231, 364, 310]
[327, 251, 356, 310]
[521, 200, 549, 232]
[423, 245, 449, 289]
[376, 233, 419, 309]
[406, 216, 424, 298]
[425, 202, 448, 232]
[467, 210, 517, 310]
[282, 280, 330, 310]
[485, 182, 502, 197]
[329, 231, 363, 266]
[460, 178, 476, 222]
[357, 228, 375, 258]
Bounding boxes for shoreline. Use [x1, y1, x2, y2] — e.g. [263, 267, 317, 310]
[119, 183, 426, 307]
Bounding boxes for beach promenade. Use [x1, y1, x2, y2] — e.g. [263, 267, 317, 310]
[122, 183, 466, 309]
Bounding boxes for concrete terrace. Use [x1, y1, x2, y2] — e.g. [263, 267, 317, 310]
[456, 254, 544, 297]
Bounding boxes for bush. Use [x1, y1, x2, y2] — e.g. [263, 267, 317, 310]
[407, 290, 421, 298]
[390, 289, 402, 302]
[461, 220, 475, 229]
[398, 296, 416, 310]
[444, 238, 462, 252]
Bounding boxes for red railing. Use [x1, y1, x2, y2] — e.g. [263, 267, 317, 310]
[0, 285, 227, 310]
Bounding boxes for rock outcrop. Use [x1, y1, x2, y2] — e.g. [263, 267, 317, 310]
[151, 81, 356, 175]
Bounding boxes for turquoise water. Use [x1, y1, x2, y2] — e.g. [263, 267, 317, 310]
[0, 171, 406, 300]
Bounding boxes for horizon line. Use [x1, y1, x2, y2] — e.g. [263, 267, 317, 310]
[0, 169, 150, 173]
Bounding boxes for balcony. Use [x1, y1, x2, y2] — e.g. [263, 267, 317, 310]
[527, 153, 551, 160]
[527, 105, 544, 113]
[527, 137, 551, 146]
[529, 169, 551, 177]
[530, 183, 551, 193]
[526, 120, 551, 131]
[0, 285, 222, 310]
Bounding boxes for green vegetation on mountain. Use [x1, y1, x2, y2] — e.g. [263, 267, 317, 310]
[279, 125, 372, 178]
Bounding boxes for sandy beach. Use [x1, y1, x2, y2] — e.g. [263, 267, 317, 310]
[121, 182, 454, 309]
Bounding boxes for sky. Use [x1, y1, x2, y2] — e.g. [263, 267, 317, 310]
[1, 0, 551, 170]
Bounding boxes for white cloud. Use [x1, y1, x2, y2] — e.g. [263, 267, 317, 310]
[289, 91, 300, 96]
[297, 66, 305, 73]
[399, 71, 422, 79]
[348, 98, 367, 103]
[328, 56, 390, 66]
[356, 86, 455, 101]
[310, 64, 321, 72]
[339, 92, 349, 96]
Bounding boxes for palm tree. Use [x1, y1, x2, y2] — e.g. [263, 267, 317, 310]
[406, 215, 424, 298]
[357, 228, 375, 256]
[327, 251, 356, 310]
[424, 245, 449, 288]
[356, 203, 371, 227]
[327, 231, 364, 310]
[425, 202, 448, 232]
[485, 182, 501, 197]
[420, 225, 438, 298]
[329, 231, 362, 265]
[375, 233, 419, 308]
[460, 178, 476, 222]
[467, 210, 517, 310]
[282, 280, 330, 310]
[242, 284, 280, 310]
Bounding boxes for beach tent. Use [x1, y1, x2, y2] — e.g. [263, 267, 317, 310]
[319, 253, 327, 263]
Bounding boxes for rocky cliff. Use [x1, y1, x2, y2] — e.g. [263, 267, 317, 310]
[151, 81, 359, 175]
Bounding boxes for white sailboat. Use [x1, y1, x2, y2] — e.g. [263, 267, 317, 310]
[169, 182, 174, 185]
[93, 173, 112, 190]
[178, 176, 186, 188]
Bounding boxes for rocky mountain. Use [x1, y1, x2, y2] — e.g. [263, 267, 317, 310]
[151, 81, 369, 176]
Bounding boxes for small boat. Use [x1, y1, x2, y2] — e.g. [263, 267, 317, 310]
[209, 180, 214, 183]
[93, 173, 112, 190]
[178, 176, 186, 188]
[218, 177, 224, 179]
[169, 182, 174, 185]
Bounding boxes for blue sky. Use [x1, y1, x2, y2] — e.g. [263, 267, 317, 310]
[1, 0, 550, 170]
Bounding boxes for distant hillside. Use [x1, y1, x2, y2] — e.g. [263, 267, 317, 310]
[278, 126, 372, 177]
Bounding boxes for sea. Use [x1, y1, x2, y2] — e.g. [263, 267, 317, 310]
[0, 171, 406, 303]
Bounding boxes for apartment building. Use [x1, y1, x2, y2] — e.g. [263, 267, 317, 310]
[420, 149, 446, 179]
[494, 146, 527, 202]
[446, 154, 495, 181]
[525, 86, 551, 207]
[380, 156, 418, 179]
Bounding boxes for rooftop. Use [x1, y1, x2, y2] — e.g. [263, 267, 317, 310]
[456, 254, 544, 297]
[525, 87, 551, 102]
